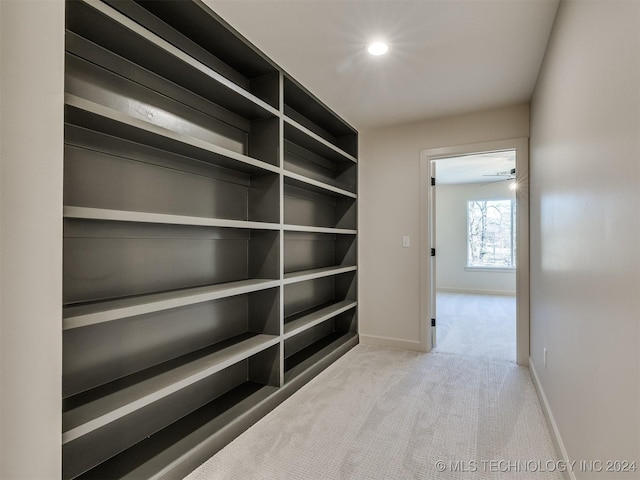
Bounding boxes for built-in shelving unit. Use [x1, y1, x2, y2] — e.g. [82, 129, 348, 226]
[62, 1, 358, 478]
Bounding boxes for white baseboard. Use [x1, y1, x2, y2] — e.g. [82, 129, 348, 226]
[359, 334, 424, 352]
[529, 359, 575, 480]
[437, 287, 516, 296]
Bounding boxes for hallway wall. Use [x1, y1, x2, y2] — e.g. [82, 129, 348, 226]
[0, 1, 64, 478]
[359, 105, 529, 350]
[529, 0, 640, 474]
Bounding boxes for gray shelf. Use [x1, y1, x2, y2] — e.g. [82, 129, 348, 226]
[284, 181, 357, 230]
[73, 382, 279, 480]
[64, 207, 281, 232]
[284, 332, 358, 383]
[284, 301, 357, 339]
[65, 95, 279, 175]
[284, 171, 357, 199]
[284, 117, 357, 164]
[105, 0, 280, 109]
[283, 76, 358, 158]
[64, 130, 280, 225]
[67, 0, 278, 118]
[63, 278, 280, 330]
[63, 343, 280, 479]
[63, 334, 279, 444]
[283, 224, 357, 235]
[284, 231, 357, 276]
[283, 265, 358, 285]
[283, 124, 357, 194]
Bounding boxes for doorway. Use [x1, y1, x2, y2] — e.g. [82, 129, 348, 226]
[419, 138, 530, 366]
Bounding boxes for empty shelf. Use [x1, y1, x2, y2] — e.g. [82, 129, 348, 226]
[284, 332, 357, 383]
[284, 118, 357, 164]
[65, 95, 280, 176]
[63, 333, 279, 444]
[63, 279, 281, 330]
[75, 382, 278, 480]
[283, 224, 357, 235]
[283, 265, 357, 285]
[70, 0, 278, 119]
[284, 300, 357, 339]
[64, 206, 281, 231]
[283, 171, 357, 199]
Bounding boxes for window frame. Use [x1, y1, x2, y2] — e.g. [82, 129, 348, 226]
[465, 198, 516, 270]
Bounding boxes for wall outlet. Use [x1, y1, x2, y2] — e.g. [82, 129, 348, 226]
[402, 236, 410, 248]
[543, 348, 548, 368]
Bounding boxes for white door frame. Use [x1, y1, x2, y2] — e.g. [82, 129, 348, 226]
[419, 137, 530, 366]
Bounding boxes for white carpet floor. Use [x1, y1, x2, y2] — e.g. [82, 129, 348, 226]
[434, 292, 516, 363]
[184, 345, 561, 480]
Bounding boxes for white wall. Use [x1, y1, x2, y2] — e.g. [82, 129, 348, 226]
[436, 181, 516, 295]
[0, 1, 64, 478]
[529, 0, 640, 475]
[359, 105, 528, 350]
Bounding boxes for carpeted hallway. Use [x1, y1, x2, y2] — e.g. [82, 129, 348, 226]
[434, 292, 517, 363]
[184, 344, 560, 479]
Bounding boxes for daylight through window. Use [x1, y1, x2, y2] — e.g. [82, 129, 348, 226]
[467, 199, 516, 268]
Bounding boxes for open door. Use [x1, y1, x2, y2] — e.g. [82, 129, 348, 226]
[420, 138, 529, 365]
[429, 160, 437, 348]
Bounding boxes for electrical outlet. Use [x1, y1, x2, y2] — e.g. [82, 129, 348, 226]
[543, 348, 548, 368]
[402, 236, 410, 248]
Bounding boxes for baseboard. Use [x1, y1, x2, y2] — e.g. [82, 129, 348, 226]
[529, 359, 575, 480]
[437, 287, 516, 296]
[359, 334, 424, 352]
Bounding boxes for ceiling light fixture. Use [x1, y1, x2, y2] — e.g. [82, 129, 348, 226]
[367, 41, 389, 56]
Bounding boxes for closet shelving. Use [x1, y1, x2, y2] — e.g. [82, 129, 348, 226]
[283, 268, 357, 383]
[62, 0, 358, 478]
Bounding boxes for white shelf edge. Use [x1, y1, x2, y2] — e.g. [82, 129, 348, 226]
[62, 334, 280, 444]
[65, 94, 281, 176]
[64, 206, 281, 231]
[63, 278, 281, 330]
[283, 224, 357, 235]
[283, 170, 357, 199]
[81, 0, 279, 118]
[283, 116, 358, 164]
[284, 300, 357, 339]
[283, 265, 357, 285]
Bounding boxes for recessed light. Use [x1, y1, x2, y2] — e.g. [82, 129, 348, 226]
[367, 41, 389, 56]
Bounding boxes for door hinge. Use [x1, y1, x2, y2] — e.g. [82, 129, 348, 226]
[431, 177, 436, 186]
[431, 248, 435, 256]
[431, 318, 436, 327]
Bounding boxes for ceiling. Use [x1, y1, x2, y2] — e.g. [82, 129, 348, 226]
[434, 150, 515, 185]
[204, 0, 559, 131]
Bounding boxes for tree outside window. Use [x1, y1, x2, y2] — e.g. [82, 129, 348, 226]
[467, 199, 516, 268]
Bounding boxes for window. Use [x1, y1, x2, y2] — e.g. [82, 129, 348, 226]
[467, 199, 516, 268]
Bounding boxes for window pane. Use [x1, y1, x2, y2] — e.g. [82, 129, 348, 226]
[467, 199, 515, 267]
